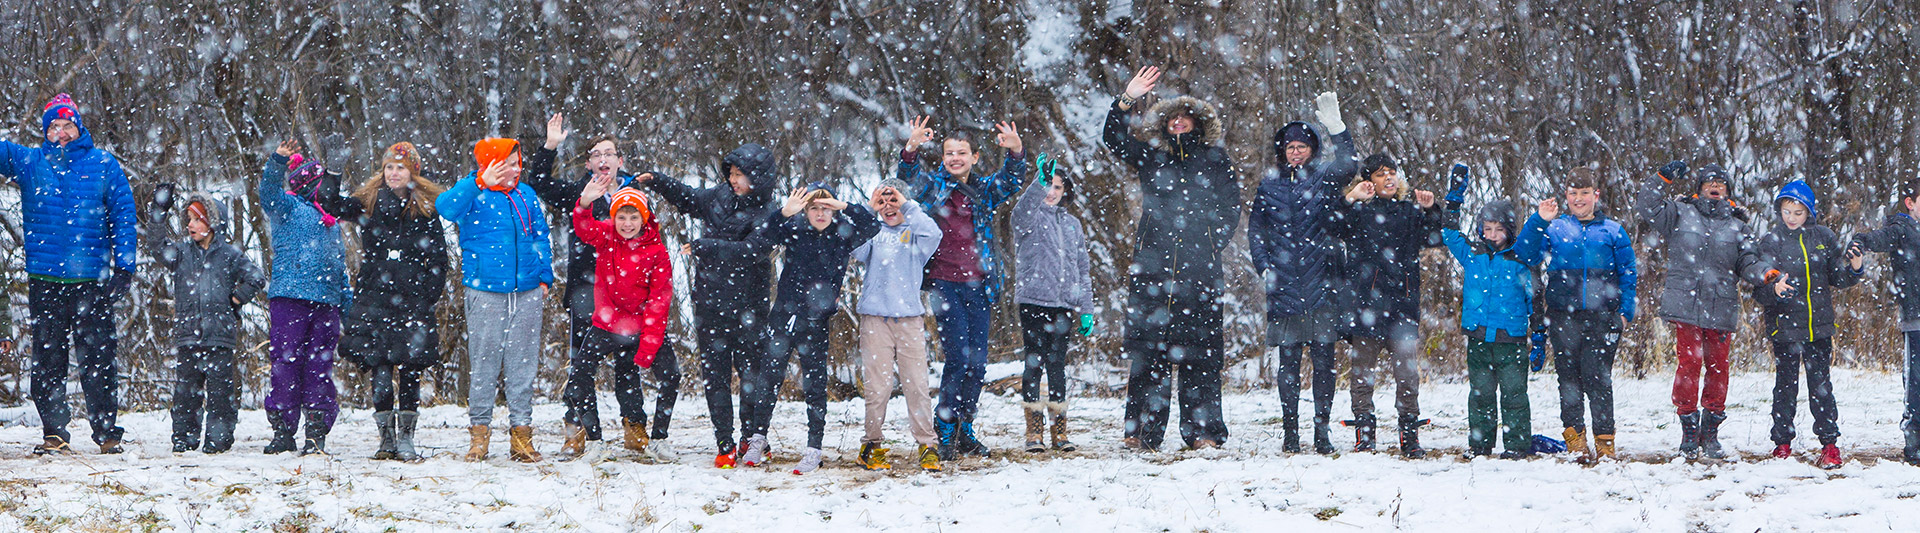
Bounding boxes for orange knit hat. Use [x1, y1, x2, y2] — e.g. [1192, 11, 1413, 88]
[610, 188, 652, 223]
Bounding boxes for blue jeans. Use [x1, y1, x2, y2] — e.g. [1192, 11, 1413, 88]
[931, 279, 991, 422]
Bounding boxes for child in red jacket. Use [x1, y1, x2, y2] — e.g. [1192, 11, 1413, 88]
[570, 176, 674, 456]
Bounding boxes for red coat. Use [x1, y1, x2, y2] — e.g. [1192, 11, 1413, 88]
[572, 205, 672, 367]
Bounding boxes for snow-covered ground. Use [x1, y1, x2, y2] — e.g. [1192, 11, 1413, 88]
[1, 369, 1916, 532]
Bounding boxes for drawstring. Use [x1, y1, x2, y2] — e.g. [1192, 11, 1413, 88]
[503, 187, 535, 235]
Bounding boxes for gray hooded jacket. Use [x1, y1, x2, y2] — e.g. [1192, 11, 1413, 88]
[1637, 174, 1767, 332]
[148, 194, 266, 349]
[1011, 174, 1094, 313]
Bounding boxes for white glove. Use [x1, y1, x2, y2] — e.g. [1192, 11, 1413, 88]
[1314, 92, 1345, 135]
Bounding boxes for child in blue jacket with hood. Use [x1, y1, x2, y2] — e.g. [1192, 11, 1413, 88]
[1439, 165, 1540, 459]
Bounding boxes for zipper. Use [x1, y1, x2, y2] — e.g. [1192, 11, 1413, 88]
[1799, 232, 1814, 342]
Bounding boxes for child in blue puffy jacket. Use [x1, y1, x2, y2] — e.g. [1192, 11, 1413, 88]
[1439, 165, 1540, 459]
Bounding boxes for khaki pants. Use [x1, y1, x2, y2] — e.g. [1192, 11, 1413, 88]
[860, 315, 936, 446]
[1350, 334, 1422, 427]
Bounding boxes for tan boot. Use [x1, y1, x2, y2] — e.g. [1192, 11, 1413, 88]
[559, 423, 587, 458]
[1595, 434, 1616, 461]
[465, 425, 491, 462]
[1048, 401, 1077, 452]
[509, 426, 542, 463]
[1563, 427, 1593, 463]
[623, 419, 649, 452]
[1022, 402, 1047, 452]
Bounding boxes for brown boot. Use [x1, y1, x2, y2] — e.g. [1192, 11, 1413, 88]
[1563, 427, 1593, 463]
[509, 426, 542, 463]
[622, 418, 649, 452]
[1022, 402, 1046, 453]
[1595, 434, 1616, 461]
[559, 423, 587, 459]
[1048, 401, 1077, 452]
[465, 425, 491, 462]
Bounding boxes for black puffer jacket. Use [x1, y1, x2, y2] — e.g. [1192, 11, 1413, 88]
[646, 144, 780, 314]
[1855, 213, 1920, 330]
[1752, 224, 1860, 342]
[1249, 121, 1356, 320]
[148, 194, 266, 350]
[1328, 194, 1444, 339]
[342, 186, 449, 367]
[1102, 97, 1241, 346]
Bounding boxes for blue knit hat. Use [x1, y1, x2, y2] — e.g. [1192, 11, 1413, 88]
[41, 93, 82, 133]
[1774, 180, 1818, 222]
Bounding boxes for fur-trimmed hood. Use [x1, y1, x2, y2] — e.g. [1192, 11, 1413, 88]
[1135, 96, 1224, 151]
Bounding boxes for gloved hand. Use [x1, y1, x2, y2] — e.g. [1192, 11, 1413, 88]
[1079, 313, 1094, 336]
[1313, 92, 1345, 135]
[1657, 160, 1689, 184]
[1036, 153, 1057, 187]
[1446, 164, 1470, 205]
[99, 268, 134, 310]
[152, 182, 177, 216]
[1529, 333, 1548, 372]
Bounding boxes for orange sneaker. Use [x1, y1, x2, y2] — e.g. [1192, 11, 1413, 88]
[714, 445, 738, 469]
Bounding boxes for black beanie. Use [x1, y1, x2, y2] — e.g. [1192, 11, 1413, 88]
[1361, 153, 1398, 179]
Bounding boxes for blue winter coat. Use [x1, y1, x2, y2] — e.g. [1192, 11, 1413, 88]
[0, 124, 137, 279]
[435, 173, 555, 293]
[259, 154, 352, 307]
[1516, 210, 1637, 319]
[1248, 121, 1356, 319]
[1444, 201, 1537, 342]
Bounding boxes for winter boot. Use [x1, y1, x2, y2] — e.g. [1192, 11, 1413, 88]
[1048, 401, 1077, 452]
[918, 444, 942, 472]
[857, 442, 891, 471]
[740, 434, 770, 467]
[957, 417, 991, 458]
[1399, 417, 1427, 459]
[97, 438, 123, 455]
[264, 413, 298, 455]
[372, 411, 399, 460]
[1312, 418, 1335, 455]
[1904, 428, 1920, 465]
[1022, 403, 1047, 453]
[1772, 443, 1793, 459]
[1595, 434, 1616, 460]
[393, 411, 421, 462]
[1562, 427, 1591, 462]
[623, 419, 649, 453]
[1346, 417, 1377, 452]
[1700, 411, 1728, 460]
[558, 423, 588, 460]
[33, 435, 71, 455]
[1281, 408, 1302, 453]
[1677, 412, 1702, 458]
[933, 417, 958, 460]
[464, 425, 491, 462]
[299, 409, 331, 456]
[1818, 444, 1843, 470]
[792, 447, 824, 475]
[508, 426, 542, 463]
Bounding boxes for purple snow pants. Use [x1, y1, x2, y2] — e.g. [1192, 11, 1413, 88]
[266, 297, 341, 429]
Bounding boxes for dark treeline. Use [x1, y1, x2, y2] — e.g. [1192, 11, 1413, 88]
[1, 0, 1916, 409]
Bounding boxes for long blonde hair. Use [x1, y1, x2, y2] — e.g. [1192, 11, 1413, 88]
[355, 144, 444, 218]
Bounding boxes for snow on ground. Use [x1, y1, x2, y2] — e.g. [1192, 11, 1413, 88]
[0, 369, 1916, 532]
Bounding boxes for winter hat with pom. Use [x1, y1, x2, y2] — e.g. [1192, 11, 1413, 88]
[610, 188, 652, 223]
[41, 93, 81, 133]
[284, 154, 339, 227]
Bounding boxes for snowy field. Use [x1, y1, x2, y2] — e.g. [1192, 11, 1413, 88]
[0, 368, 1916, 532]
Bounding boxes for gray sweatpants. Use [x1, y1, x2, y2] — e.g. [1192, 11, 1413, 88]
[466, 288, 545, 427]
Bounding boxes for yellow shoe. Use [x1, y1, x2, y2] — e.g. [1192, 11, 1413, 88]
[622, 419, 649, 453]
[560, 423, 587, 458]
[508, 426, 542, 463]
[465, 426, 490, 462]
[1595, 434, 1616, 460]
[858, 442, 891, 471]
[919, 444, 942, 472]
[1563, 427, 1592, 463]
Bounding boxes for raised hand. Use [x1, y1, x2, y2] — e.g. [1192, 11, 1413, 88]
[578, 173, 613, 206]
[1313, 92, 1345, 135]
[545, 113, 569, 150]
[1125, 66, 1162, 100]
[781, 188, 810, 216]
[1346, 181, 1376, 202]
[632, 171, 655, 185]
[1446, 164, 1471, 204]
[1537, 198, 1561, 220]
[275, 138, 301, 157]
[1414, 189, 1436, 208]
[994, 121, 1023, 154]
[479, 159, 510, 187]
[870, 185, 901, 211]
[812, 197, 850, 211]
[1847, 243, 1866, 270]
[905, 116, 934, 151]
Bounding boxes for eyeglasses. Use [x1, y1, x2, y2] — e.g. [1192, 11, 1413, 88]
[588, 150, 620, 159]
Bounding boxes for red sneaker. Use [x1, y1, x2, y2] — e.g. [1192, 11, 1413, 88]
[714, 445, 738, 469]
[1817, 444, 1842, 470]
[1772, 443, 1792, 459]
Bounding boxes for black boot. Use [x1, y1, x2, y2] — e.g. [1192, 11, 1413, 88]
[264, 412, 298, 454]
[1281, 413, 1302, 454]
[934, 417, 957, 461]
[372, 411, 398, 460]
[300, 409, 331, 456]
[1902, 427, 1919, 465]
[1677, 412, 1702, 458]
[1399, 417, 1428, 459]
[1346, 416, 1376, 452]
[1312, 415, 1335, 455]
[957, 416, 991, 458]
[1700, 411, 1728, 460]
[395, 411, 422, 462]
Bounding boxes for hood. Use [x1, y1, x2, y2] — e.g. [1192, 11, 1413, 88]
[1137, 96, 1223, 151]
[1775, 179, 1818, 222]
[1477, 198, 1519, 246]
[1271, 121, 1321, 167]
[719, 143, 779, 204]
[184, 193, 232, 243]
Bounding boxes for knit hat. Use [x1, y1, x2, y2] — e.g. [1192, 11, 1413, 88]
[1774, 179, 1818, 222]
[1360, 153, 1398, 179]
[284, 155, 339, 227]
[1695, 163, 1732, 195]
[185, 200, 210, 226]
[383, 142, 423, 174]
[41, 93, 81, 133]
[877, 177, 911, 197]
[610, 188, 652, 223]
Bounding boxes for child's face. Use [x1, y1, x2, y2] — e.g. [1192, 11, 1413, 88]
[1779, 199, 1808, 229]
[1907, 196, 1920, 217]
[615, 209, 645, 239]
[187, 215, 211, 244]
[806, 203, 835, 230]
[1481, 221, 1507, 245]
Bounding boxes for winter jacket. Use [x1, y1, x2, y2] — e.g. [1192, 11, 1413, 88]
[644, 144, 779, 313]
[146, 194, 266, 349]
[572, 205, 672, 366]
[1752, 224, 1859, 341]
[1854, 213, 1920, 331]
[1248, 121, 1357, 319]
[1638, 177, 1768, 332]
[436, 171, 555, 293]
[260, 154, 353, 307]
[1011, 174, 1094, 314]
[343, 186, 449, 367]
[853, 201, 942, 317]
[902, 148, 1028, 302]
[763, 205, 882, 321]
[520, 147, 638, 292]
[1442, 199, 1538, 343]
[1328, 195, 1444, 339]
[1516, 210, 1637, 319]
[0, 123, 138, 280]
[1102, 97, 1241, 346]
